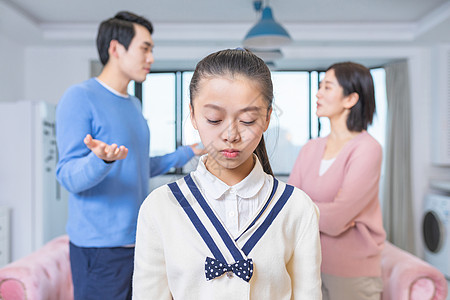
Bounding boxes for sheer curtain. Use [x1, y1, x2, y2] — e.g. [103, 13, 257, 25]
[382, 60, 415, 253]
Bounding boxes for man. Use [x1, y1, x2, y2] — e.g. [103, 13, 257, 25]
[56, 11, 201, 300]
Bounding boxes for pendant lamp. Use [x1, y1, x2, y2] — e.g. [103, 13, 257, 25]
[243, 5, 292, 49]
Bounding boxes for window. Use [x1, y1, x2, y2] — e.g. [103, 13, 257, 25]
[266, 72, 310, 174]
[141, 73, 176, 156]
[134, 68, 387, 175]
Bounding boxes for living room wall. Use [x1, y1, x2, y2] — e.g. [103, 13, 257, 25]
[0, 35, 24, 103]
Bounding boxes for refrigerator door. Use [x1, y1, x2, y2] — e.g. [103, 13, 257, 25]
[0, 100, 68, 262]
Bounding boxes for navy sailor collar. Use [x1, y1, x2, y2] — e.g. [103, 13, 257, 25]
[168, 174, 294, 265]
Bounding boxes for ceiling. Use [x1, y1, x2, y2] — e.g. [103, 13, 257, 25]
[2, 0, 450, 70]
[4, 0, 448, 24]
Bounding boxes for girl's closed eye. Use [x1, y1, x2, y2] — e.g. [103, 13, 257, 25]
[206, 118, 222, 125]
[241, 120, 256, 125]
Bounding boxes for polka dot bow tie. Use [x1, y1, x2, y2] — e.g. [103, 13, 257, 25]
[205, 257, 253, 282]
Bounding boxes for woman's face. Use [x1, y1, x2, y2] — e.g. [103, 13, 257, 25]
[190, 75, 271, 179]
[316, 69, 348, 119]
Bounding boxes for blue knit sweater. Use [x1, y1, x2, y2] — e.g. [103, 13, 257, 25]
[56, 78, 193, 247]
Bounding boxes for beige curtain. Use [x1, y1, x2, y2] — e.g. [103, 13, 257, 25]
[382, 60, 415, 253]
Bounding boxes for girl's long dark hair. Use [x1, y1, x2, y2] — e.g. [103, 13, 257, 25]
[190, 49, 274, 176]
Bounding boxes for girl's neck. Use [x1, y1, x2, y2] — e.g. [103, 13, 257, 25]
[205, 155, 255, 186]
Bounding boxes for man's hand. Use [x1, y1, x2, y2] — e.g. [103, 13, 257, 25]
[84, 134, 128, 162]
[189, 143, 206, 156]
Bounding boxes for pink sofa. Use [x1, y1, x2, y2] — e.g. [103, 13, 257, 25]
[0, 237, 447, 300]
[0, 235, 73, 300]
[381, 241, 448, 300]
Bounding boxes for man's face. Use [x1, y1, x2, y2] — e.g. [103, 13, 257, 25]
[117, 24, 154, 83]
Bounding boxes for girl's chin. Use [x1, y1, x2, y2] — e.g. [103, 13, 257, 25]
[207, 156, 241, 169]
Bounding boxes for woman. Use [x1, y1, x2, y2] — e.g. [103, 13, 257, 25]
[289, 62, 386, 300]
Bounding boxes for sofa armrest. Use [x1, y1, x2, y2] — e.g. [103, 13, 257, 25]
[381, 241, 448, 300]
[0, 235, 73, 300]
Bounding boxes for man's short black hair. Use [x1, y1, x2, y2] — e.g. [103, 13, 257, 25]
[96, 11, 153, 65]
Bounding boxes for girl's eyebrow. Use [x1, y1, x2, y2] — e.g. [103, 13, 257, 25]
[203, 104, 263, 113]
[240, 106, 263, 113]
[203, 104, 224, 111]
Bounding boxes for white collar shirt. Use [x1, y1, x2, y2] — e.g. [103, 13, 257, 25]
[192, 154, 273, 238]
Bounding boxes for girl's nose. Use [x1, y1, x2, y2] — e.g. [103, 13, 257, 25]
[224, 121, 240, 144]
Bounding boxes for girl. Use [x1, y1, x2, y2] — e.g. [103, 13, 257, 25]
[133, 49, 322, 299]
[288, 62, 386, 300]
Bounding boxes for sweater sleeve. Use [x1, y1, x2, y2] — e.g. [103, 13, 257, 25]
[149, 145, 194, 177]
[316, 139, 382, 237]
[287, 191, 322, 299]
[55, 86, 113, 194]
[133, 190, 172, 300]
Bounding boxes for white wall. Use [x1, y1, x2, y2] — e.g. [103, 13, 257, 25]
[0, 35, 25, 102]
[24, 45, 97, 104]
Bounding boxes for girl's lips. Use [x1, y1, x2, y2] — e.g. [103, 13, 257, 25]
[221, 149, 239, 158]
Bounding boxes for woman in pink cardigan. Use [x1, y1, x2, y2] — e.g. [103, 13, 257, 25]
[288, 62, 386, 300]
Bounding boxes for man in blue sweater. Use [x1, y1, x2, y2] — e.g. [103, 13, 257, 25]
[56, 11, 201, 300]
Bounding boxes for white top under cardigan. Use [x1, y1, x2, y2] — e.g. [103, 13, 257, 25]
[133, 155, 322, 300]
[194, 155, 271, 238]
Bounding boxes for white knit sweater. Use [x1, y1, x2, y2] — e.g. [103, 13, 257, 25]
[133, 168, 322, 299]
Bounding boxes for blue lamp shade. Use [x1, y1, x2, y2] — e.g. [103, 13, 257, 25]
[243, 6, 292, 49]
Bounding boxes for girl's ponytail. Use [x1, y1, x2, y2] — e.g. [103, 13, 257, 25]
[254, 136, 273, 176]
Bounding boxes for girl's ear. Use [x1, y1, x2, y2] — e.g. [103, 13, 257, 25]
[344, 92, 359, 109]
[263, 107, 272, 132]
[190, 104, 198, 130]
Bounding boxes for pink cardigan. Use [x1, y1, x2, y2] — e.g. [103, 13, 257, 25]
[288, 131, 386, 277]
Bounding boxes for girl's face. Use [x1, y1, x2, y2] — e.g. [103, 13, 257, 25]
[190, 75, 271, 181]
[316, 69, 354, 119]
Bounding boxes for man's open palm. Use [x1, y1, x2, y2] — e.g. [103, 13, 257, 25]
[84, 134, 128, 162]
